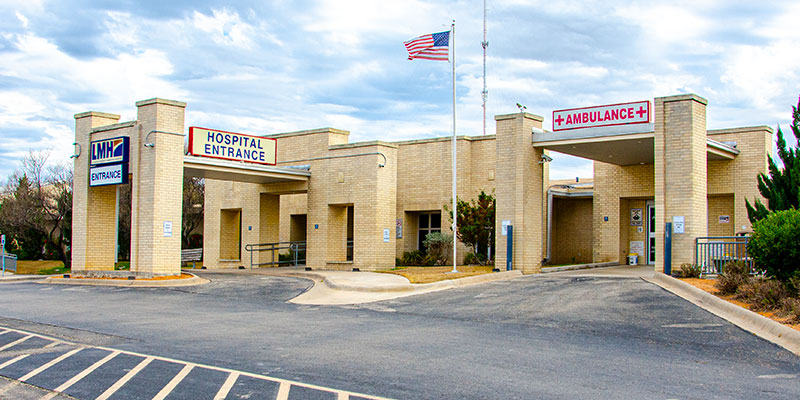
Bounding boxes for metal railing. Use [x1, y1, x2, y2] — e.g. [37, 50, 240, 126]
[2, 253, 17, 273]
[244, 241, 306, 268]
[695, 236, 755, 275]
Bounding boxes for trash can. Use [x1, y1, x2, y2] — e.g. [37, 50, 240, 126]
[627, 253, 638, 265]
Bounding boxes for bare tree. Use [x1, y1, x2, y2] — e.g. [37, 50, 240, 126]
[181, 176, 204, 249]
[0, 151, 72, 267]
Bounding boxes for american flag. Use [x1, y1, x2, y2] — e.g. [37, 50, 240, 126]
[403, 31, 450, 61]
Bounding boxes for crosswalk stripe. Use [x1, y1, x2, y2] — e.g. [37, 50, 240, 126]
[152, 363, 195, 400]
[338, 392, 350, 400]
[19, 347, 82, 381]
[276, 381, 291, 400]
[0, 334, 32, 351]
[52, 350, 120, 393]
[95, 356, 153, 400]
[213, 372, 239, 400]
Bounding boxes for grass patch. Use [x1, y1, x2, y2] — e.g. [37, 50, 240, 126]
[378, 265, 494, 284]
[115, 261, 130, 270]
[15, 260, 67, 275]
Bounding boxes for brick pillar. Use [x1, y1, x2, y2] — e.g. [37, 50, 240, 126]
[654, 94, 708, 273]
[259, 194, 281, 265]
[494, 112, 545, 274]
[130, 98, 186, 276]
[72, 112, 122, 272]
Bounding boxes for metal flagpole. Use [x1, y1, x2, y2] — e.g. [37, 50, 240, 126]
[450, 20, 458, 273]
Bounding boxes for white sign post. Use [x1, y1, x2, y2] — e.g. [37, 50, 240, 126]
[1, 234, 5, 277]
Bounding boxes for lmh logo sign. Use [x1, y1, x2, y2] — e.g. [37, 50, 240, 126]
[90, 136, 129, 166]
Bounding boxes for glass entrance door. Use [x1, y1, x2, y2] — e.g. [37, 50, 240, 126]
[647, 204, 656, 264]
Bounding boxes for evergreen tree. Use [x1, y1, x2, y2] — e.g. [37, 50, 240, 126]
[746, 96, 800, 222]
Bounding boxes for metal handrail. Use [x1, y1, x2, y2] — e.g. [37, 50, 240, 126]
[695, 236, 755, 275]
[244, 241, 306, 268]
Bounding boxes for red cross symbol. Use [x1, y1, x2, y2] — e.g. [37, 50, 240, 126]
[554, 114, 565, 126]
[636, 106, 647, 118]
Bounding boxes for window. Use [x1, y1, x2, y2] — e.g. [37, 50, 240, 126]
[418, 212, 442, 252]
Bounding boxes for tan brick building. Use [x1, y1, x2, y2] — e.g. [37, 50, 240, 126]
[71, 94, 771, 277]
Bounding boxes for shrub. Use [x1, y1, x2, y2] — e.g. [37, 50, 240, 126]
[735, 278, 789, 311]
[748, 209, 800, 282]
[677, 263, 702, 278]
[463, 252, 487, 266]
[716, 261, 750, 295]
[423, 231, 453, 266]
[780, 298, 800, 323]
[399, 250, 426, 266]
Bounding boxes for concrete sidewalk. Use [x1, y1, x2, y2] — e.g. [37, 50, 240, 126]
[198, 267, 524, 305]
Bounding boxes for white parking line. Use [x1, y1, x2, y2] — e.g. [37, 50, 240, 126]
[0, 334, 32, 351]
[37, 350, 122, 400]
[152, 363, 195, 400]
[0, 329, 9, 336]
[213, 372, 239, 400]
[19, 347, 82, 381]
[0, 326, 393, 400]
[276, 381, 291, 400]
[0, 354, 29, 370]
[95, 356, 154, 400]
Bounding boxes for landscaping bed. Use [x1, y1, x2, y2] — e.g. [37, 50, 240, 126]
[379, 265, 494, 284]
[679, 275, 800, 332]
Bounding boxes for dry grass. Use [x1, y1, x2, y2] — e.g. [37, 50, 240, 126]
[14, 260, 65, 274]
[378, 265, 494, 284]
[679, 277, 800, 331]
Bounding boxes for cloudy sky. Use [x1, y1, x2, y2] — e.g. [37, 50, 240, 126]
[1, 0, 799, 180]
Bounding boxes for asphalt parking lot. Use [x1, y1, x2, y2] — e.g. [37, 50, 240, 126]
[0, 272, 799, 399]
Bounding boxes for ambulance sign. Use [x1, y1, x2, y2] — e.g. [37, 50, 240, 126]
[189, 127, 277, 165]
[90, 136, 129, 166]
[553, 101, 650, 131]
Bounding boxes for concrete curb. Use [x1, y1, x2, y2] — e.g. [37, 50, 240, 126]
[0, 274, 51, 283]
[644, 272, 800, 356]
[541, 262, 618, 273]
[321, 270, 523, 293]
[38, 272, 210, 288]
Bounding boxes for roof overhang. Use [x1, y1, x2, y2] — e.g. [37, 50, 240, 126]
[533, 123, 740, 165]
[183, 156, 310, 184]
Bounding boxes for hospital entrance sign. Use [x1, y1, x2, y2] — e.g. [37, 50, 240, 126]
[188, 127, 277, 165]
[553, 100, 651, 131]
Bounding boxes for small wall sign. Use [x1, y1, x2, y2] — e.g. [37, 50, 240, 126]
[396, 219, 403, 239]
[719, 215, 730, 224]
[501, 220, 511, 236]
[673, 216, 685, 234]
[163, 221, 173, 237]
[630, 208, 643, 226]
[383, 229, 390, 242]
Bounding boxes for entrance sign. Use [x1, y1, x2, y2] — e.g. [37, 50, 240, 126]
[553, 101, 650, 131]
[90, 136, 129, 166]
[89, 163, 129, 187]
[189, 127, 277, 165]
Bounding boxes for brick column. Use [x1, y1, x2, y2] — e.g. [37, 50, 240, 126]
[130, 98, 186, 276]
[654, 94, 708, 273]
[72, 112, 122, 272]
[494, 112, 545, 274]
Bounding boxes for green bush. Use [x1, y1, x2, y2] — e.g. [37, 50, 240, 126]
[423, 231, 453, 266]
[398, 250, 426, 266]
[748, 209, 800, 282]
[736, 278, 789, 311]
[463, 252, 487, 265]
[716, 261, 750, 295]
[676, 263, 701, 278]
